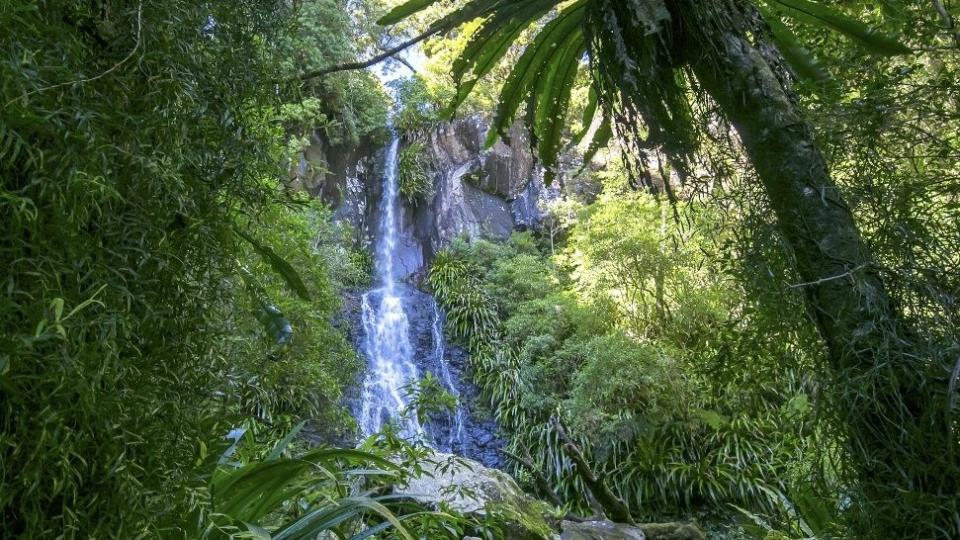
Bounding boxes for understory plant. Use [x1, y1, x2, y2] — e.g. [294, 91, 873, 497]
[428, 199, 828, 531]
[398, 141, 434, 206]
[203, 425, 498, 539]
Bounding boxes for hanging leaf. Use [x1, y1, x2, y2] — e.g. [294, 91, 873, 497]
[571, 85, 598, 147]
[582, 116, 612, 165]
[761, 9, 829, 81]
[377, 0, 441, 26]
[768, 0, 911, 55]
[255, 301, 294, 346]
[442, 0, 557, 118]
[485, 1, 589, 147]
[234, 227, 311, 301]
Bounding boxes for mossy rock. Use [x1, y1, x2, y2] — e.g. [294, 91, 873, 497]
[395, 451, 557, 539]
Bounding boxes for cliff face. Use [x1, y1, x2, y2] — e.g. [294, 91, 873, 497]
[297, 115, 560, 278]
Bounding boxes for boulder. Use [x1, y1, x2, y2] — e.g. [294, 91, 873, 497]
[560, 520, 646, 540]
[559, 519, 705, 540]
[639, 523, 705, 540]
[395, 451, 556, 539]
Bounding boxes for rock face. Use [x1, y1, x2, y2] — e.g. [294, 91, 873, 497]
[396, 450, 556, 540]
[413, 116, 559, 257]
[297, 116, 561, 273]
[560, 521, 646, 540]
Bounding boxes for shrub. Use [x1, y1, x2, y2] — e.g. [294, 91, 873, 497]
[398, 141, 433, 206]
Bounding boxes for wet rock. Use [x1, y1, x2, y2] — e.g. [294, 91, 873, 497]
[560, 521, 646, 540]
[343, 284, 505, 469]
[635, 523, 705, 540]
[396, 450, 556, 540]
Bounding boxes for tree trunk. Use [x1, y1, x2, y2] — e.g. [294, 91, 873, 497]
[555, 420, 635, 524]
[676, 1, 957, 534]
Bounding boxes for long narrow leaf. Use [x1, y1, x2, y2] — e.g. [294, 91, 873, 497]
[769, 0, 911, 55]
[377, 0, 441, 25]
[234, 227, 311, 301]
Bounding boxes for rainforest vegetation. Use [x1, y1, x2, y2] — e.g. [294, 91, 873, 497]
[1, 0, 958, 539]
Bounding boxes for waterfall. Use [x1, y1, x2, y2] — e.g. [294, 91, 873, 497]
[356, 134, 477, 455]
[432, 299, 465, 448]
[357, 137, 423, 439]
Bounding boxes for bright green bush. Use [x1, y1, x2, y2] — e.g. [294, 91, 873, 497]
[398, 141, 434, 206]
[427, 248, 497, 343]
[427, 195, 825, 525]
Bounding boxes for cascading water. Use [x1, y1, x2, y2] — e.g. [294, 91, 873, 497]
[350, 104, 506, 464]
[358, 136, 423, 439]
[431, 299, 465, 447]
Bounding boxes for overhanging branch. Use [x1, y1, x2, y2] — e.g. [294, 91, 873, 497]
[298, 26, 440, 81]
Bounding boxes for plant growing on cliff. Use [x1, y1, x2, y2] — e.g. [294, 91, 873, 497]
[402, 372, 459, 425]
[398, 141, 434, 206]
[428, 248, 498, 344]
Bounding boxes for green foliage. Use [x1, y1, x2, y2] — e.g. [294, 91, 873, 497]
[284, 0, 390, 146]
[392, 75, 444, 133]
[397, 140, 434, 205]
[427, 247, 498, 343]
[403, 372, 459, 425]
[426, 195, 825, 529]
[381, 0, 908, 181]
[0, 1, 374, 536]
[204, 428, 500, 539]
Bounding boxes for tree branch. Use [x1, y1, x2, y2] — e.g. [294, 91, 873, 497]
[554, 418, 635, 525]
[931, 0, 960, 48]
[298, 26, 440, 81]
[499, 448, 566, 508]
[297, 0, 500, 82]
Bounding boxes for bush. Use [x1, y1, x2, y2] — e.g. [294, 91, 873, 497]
[398, 141, 434, 206]
[425, 191, 825, 524]
[0, 1, 372, 536]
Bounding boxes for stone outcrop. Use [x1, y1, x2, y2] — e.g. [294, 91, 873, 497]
[296, 116, 562, 278]
[395, 450, 556, 540]
[560, 520, 647, 540]
[557, 520, 705, 540]
[394, 451, 706, 540]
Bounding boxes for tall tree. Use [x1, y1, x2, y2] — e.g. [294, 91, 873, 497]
[374, 0, 958, 534]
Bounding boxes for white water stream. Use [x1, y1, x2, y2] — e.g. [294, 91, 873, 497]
[357, 136, 465, 445]
[357, 137, 423, 439]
